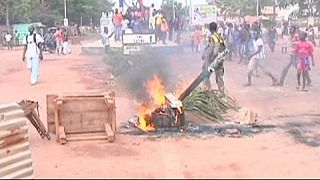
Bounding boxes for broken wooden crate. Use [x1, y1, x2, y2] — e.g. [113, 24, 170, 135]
[0, 103, 34, 179]
[47, 91, 116, 144]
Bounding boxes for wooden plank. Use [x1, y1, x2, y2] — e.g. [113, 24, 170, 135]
[58, 98, 108, 112]
[104, 123, 115, 142]
[111, 107, 117, 133]
[67, 135, 108, 141]
[46, 94, 58, 134]
[0, 118, 26, 131]
[0, 151, 31, 168]
[54, 100, 62, 142]
[0, 142, 29, 158]
[59, 111, 109, 134]
[58, 126, 66, 145]
[61, 91, 108, 97]
[0, 159, 33, 176]
[3, 166, 33, 179]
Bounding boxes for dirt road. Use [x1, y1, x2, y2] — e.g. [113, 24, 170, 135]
[1, 41, 320, 178]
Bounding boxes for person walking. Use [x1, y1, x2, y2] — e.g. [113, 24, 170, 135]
[267, 26, 278, 53]
[278, 26, 299, 86]
[160, 17, 168, 44]
[113, 9, 123, 41]
[62, 28, 71, 55]
[244, 31, 278, 87]
[294, 32, 314, 91]
[193, 26, 202, 53]
[5, 31, 13, 50]
[22, 26, 44, 86]
[55, 27, 63, 55]
[201, 21, 227, 96]
[14, 30, 20, 46]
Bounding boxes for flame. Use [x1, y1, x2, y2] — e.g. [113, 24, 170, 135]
[145, 75, 166, 106]
[137, 75, 166, 132]
[138, 103, 155, 131]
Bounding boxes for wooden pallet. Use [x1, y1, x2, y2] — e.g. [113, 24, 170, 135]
[46, 91, 116, 145]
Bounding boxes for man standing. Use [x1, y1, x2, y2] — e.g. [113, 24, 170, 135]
[294, 32, 314, 91]
[112, 9, 123, 42]
[201, 21, 226, 96]
[278, 26, 299, 86]
[155, 10, 163, 42]
[5, 31, 13, 50]
[22, 26, 44, 86]
[267, 26, 278, 53]
[244, 32, 278, 86]
[160, 17, 169, 44]
[306, 25, 316, 46]
[14, 30, 20, 46]
[55, 27, 63, 55]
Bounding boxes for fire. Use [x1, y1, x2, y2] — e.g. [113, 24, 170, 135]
[138, 103, 155, 131]
[145, 75, 166, 106]
[137, 75, 166, 132]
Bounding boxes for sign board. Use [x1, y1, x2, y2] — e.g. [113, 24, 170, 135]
[123, 45, 142, 55]
[191, 5, 218, 26]
[100, 16, 110, 27]
[64, 18, 69, 26]
[122, 34, 156, 45]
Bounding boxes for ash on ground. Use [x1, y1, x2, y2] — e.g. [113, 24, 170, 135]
[119, 119, 276, 139]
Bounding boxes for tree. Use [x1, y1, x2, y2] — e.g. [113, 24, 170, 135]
[162, 0, 188, 19]
[218, 0, 258, 16]
[1, 0, 114, 26]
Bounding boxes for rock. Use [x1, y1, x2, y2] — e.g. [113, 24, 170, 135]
[234, 108, 258, 125]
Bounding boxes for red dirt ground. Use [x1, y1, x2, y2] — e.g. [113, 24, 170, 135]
[1, 39, 320, 178]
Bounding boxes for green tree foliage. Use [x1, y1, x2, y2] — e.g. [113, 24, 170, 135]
[1, 0, 114, 25]
[161, 0, 188, 19]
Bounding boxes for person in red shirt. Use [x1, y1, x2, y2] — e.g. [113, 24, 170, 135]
[160, 17, 168, 44]
[193, 26, 202, 53]
[55, 27, 63, 55]
[113, 9, 123, 41]
[294, 32, 314, 91]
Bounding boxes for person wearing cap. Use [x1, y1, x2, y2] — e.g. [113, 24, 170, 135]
[244, 31, 278, 87]
[201, 21, 226, 96]
[22, 26, 44, 86]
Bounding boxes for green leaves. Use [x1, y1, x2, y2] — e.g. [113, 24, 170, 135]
[183, 89, 240, 122]
[3, 0, 113, 25]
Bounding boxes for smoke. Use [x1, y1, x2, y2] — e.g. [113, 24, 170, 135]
[112, 48, 170, 102]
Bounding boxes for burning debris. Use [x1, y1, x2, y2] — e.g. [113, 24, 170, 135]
[131, 76, 186, 132]
[128, 49, 239, 133]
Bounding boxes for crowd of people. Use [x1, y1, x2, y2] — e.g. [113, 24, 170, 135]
[196, 20, 317, 92]
[101, 3, 184, 47]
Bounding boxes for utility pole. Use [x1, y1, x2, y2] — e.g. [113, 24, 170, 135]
[189, 0, 192, 26]
[173, 0, 175, 20]
[256, 0, 259, 17]
[64, 0, 67, 19]
[5, 1, 9, 27]
[63, 0, 68, 26]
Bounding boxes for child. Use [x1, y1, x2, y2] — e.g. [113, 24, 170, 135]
[190, 29, 195, 52]
[193, 26, 202, 53]
[101, 27, 114, 53]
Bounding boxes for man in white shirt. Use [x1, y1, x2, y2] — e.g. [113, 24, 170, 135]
[22, 26, 44, 86]
[5, 32, 13, 50]
[245, 31, 278, 86]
